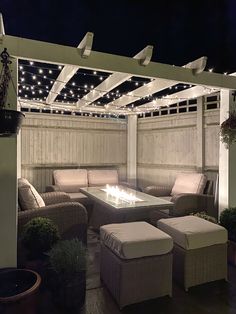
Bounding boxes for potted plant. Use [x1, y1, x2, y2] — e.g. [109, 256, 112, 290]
[0, 48, 24, 136]
[47, 238, 87, 309]
[191, 211, 217, 223]
[21, 217, 60, 260]
[220, 110, 236, 149]
[220, 207, 236, 266]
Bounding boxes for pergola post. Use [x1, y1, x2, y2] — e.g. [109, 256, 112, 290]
[127, 115, 137, 186]
[196, 96, 204, 172]
[0, 58, 18, 268]
[219, 90, 236, 216]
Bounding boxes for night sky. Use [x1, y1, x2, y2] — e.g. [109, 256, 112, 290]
[1, 0, 236, 74]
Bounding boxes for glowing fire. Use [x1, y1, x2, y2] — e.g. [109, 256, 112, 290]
[103, 185, 142, 203]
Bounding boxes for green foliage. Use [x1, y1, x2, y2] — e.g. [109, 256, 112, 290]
[22, 217, 60, 257]
[220, 111, 236, 149]
[191, 211, 217, 223]
[220, 207, 236, 242]
[47, 238, 87, 278]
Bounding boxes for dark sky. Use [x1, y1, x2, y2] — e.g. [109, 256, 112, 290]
[1, 0, 236, 73]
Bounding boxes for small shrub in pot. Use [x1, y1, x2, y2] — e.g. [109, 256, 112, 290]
[47, 238, 87, 309]
[220, 207, 236, 266]
[220, 207, 236, 242]
[21, 217, 60, 259]
[191, 211, 217, 224]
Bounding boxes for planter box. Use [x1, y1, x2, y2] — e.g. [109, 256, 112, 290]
[228, 240, 236, 266]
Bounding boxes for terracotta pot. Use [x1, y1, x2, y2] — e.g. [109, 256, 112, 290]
[228, 240, 236, 266]
[0, 268, 41, 303]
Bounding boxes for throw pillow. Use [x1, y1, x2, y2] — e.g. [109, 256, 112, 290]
[18, 178, 45, 211]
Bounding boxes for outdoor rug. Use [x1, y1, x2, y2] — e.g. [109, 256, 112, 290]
[86, 228, 102, 290]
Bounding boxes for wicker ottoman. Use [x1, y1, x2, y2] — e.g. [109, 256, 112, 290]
[157, 216, 228, 291]
[100, 221, 173, 309]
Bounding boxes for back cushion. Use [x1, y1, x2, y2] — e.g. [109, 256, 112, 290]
[88, 170, 119, 187]
[18, 178, 45, 211]
[53, 169, 88, 192]
[171, 173, 207, 196]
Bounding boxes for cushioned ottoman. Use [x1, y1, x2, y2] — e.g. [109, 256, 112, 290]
[100, 221, 173, 309]
[157, 216, 228, 291]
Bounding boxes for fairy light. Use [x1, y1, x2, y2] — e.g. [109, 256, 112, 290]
[18, 61, 224, 118]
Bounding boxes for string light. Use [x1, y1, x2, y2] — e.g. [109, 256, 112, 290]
[18, 60, 224, 117]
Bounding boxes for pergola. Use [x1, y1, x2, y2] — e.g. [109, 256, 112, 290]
[0, 13, 235, 268]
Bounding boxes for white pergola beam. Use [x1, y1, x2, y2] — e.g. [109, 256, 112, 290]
[106, 56, 208, 109]
[76, 45, 153, 108]
[20, 99, 135, 115]
[77, 32, 93, 58]
[2, 35, 236, 90]
[184, 56, 207, 74]
[107, 78, 176, 109]
[46, 32, 94, 104]
[0, 13, 5, 37]
[135, 85, 218, 111]
[133, 45, 153, 66]
[46, 65, 79, 104]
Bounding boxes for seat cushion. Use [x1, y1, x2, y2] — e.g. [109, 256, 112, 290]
[100, 221, 173, 259]
[53, 169, 88, 192]
[171, 173, 207, 196]
[67, 192, 91, 206]
[18, 178, 45, 211]
[88, 169, 119, 187]
[157, 216, 227, 250]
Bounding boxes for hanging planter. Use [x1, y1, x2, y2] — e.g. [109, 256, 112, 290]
[220, 110, 236, 149]
[0, 48, 24, 137]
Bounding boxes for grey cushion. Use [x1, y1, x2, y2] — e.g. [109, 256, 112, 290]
[53, 169, 88, 192]
[18, 178, 45, 211]
[68, 192, 91, 206]
[157, 216, 227, 250]
[100, 222, 173, 259]
[88, 169, 119, 187]
[171, 173, 207, 196]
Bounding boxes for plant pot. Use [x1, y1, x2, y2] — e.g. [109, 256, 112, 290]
[0, 268, 41, 303]
[0, 109, 25, 137]
[49, 270, 86, 309]
[228, 240, 236, 266]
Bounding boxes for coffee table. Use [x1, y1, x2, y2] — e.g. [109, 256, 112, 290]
[80, 186, 173, 229]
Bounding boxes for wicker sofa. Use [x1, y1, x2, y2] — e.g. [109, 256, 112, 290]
[46, 169, 138, 206]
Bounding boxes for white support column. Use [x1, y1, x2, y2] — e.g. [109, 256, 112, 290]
[219, 90, 236, 216]
[0, 58, 18, 267]
[127, 115, 137, 186]
[196, 96, 204, 172]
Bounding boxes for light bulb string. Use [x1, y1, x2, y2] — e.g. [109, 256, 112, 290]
[18, 72, 192, 106]
[18, 80, 192, 108]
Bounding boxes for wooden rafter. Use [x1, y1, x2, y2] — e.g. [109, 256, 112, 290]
[104, 57, 208, 109]
[134, 85, 218, 111]
[76, 45, 153, 109]
[46, 32, 93, 104]
[2, 35, 236, 90]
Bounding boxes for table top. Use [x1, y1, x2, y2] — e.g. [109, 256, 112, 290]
[80, 185, 173, 210]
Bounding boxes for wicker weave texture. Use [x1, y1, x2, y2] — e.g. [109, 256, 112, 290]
[40, 191, 71, 205]
[100, 243, 172, 308]
[173, 243, 227, 290]
[18, 202, 88, 244]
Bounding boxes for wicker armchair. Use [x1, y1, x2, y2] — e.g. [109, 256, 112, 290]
[18, 179, 88, 244]
[144, 173, 217, 224]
